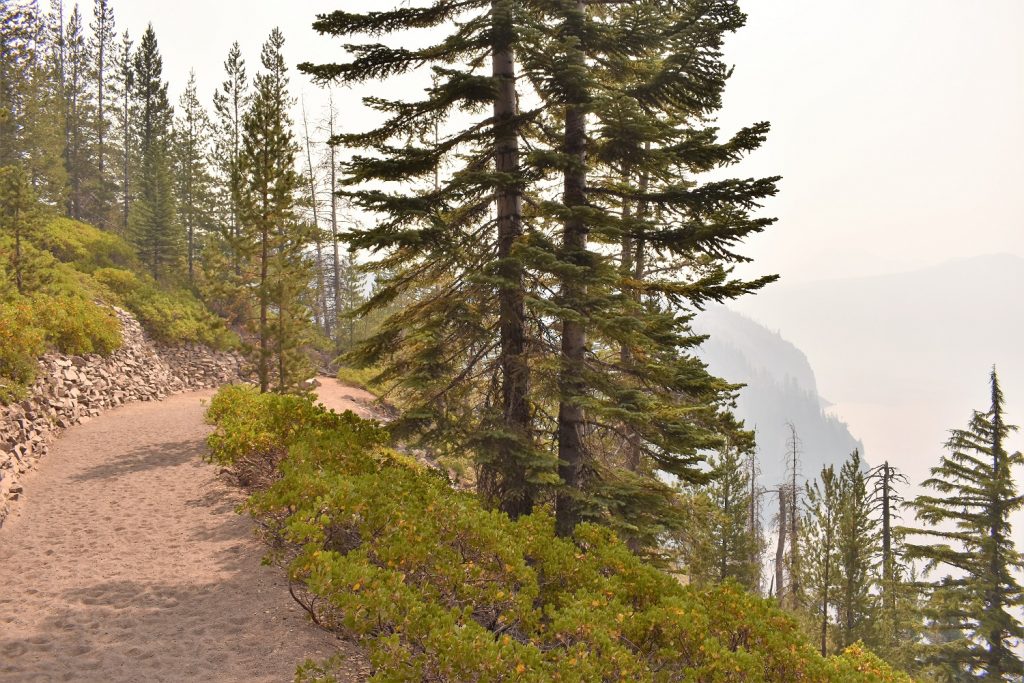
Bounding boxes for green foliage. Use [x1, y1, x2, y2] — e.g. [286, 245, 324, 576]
[0, 213, 237, 401]
[335, 365, 388, 396]
[238, 28, 311, 393]
[0, 293, 121, 402]
[689, 442, 764, 591]
[34, 216, 137, 272]
[93, 267, 237, 350]
[903, 370, 1024, 680]
[0, 298, 45, 402]
[207, 386, 913, 682]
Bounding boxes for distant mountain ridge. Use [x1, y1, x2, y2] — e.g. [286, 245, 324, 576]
[695, 306, 865, 487]
[729, 253, 1024, 488]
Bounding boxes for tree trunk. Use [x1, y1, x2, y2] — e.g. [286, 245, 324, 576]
[328, 94, 342, 349]
[14, 204, 22, 294]
[259, 225, 270, 393]
[821, 517, 831, 656]
[489, 0, 534, 518]
[554, 3, 589, 538]
[302, 103, 328, 336]
[775, 489, 787, 600]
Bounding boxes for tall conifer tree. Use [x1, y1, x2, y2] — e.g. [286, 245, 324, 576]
[211, 42, 248, 264]
[174, 71, 214, 281]
[834, 450, 880, 651]
[905, 370, 1024, 680]
[61, 3, 94, 220]
[520, 0, 779, 539]
[801, 464, 841, 656]
[696, 439, 763, 591]
[88, 0, 115, 226]
[129, 25, 177, 279]
[301, 1, 551, 516]
[240, 28, 305, 392]
[111, 28, 131, 233]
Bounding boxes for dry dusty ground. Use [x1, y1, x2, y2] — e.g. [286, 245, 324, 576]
[311, 377, 381, 420]
[0, 383, 370, 682]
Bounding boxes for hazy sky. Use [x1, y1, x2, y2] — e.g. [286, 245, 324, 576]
[108, 0, 1024, 285]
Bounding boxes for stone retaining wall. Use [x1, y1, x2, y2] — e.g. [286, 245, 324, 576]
[0, 308, 246, 526]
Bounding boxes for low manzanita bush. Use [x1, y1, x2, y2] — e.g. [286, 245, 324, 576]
[206, 385, 913, 682]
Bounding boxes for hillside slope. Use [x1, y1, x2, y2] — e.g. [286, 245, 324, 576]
[695, 306, 864, 486]
[0, 216, 237, 401]
[732, 253, 1024, 485]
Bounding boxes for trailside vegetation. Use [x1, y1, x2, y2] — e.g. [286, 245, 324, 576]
[206, 384, 912, 682]
[0, 215, 235, 402]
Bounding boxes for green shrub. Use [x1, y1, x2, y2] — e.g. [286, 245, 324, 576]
[35, 217, 137, 272]
[93, 267, 238, 350]
[0, 299, 45, 402]
[0, 294, 120, 403]
[207, 387, 914, 683]
[31, 294, 121, 356]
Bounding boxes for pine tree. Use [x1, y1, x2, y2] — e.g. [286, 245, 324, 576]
[521, 0, 778, 540]
[299, 100, 328, 335]
[61, 3, 95, 220]
[335, 249, 366, 353]
[0, 164, 38, 294]
[696, 439, 764, 591]
[173, 70, 214, 282]
[1, 1, 66, 205]
[239, 28, 306, 393]
[88, 0, 115, 227]
[801, 464, 841, 656]
[130, 24, 178, 279]
[211, 41, 248, 269]
[0, 0, 36, 167]
[201, 41, 251, 326]
[111, 28, 131, 233]
[301, 1, 549, 518]
[869, 460, 920, 671]
[834, 450, 880, 651]
[784, 423, 803, 607]
[304, 1, 777, 539]
[905, 370, 1024, 680]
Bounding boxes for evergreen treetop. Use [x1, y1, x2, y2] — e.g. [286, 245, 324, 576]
[904, 369, 1024, 680]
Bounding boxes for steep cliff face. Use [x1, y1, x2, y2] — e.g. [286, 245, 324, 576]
[0, 308, 246, 526]
[695, 306, 864, 487]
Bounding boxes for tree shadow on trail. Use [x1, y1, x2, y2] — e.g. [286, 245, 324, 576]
[69, 439, 204, 483]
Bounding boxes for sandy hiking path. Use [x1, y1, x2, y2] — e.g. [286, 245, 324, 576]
[0, 388, 366, 682]
[313, 377, 382, 420]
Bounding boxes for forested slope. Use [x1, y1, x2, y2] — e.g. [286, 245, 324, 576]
[0, 214, 235, 402]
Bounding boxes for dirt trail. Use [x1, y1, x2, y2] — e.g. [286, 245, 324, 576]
[0, 387, 366, 682]
[312, 377, 381, 420]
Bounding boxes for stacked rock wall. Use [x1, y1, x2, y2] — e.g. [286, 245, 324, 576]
[0, 308, 246, 526]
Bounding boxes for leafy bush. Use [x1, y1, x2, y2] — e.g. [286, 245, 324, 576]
[0, 299, 45, 402]
[0, 294, 121, 402]
[30, 294, 121, 356]
[35, 217, 137, 273]
[207, 386, 914, 682]
[93, 267, 238, 350]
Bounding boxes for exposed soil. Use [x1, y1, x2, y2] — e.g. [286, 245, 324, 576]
[311, 377, 382, 420]
[0, 386, 369, 682]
